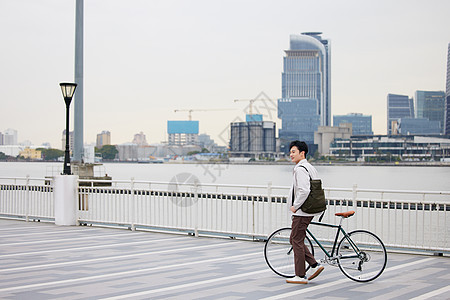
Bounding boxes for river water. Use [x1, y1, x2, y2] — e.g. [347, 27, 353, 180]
[1, 161, 449, 192]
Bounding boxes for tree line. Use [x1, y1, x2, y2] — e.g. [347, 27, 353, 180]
[0, 145, 118, 161]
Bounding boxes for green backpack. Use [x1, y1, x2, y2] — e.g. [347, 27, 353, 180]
[292, 165, 327, 214]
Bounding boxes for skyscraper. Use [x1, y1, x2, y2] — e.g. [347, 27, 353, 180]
[445, 43, 450, 135]
[278, 32, 331, 152]
[96, 131, 111, 148]
[414, 91, 445, 134]
[387, 94, 414, 135]
[3, 128, 18, 145]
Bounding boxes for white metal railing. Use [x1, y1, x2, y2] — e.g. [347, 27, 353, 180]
[1, 176, 449, 253]
[0, 176, 53, 221]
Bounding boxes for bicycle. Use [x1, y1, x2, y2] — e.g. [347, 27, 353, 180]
[264, 211, 387, 282]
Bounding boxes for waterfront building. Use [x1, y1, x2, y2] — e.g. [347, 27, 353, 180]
[0, 145, 25, 157]
[414, 91, 445, 134]
[278, 32, 331, 151]
[116, 143, 202, 160]
[61, 130, 74, 152]
[314, 124, 352, 155]
[96, 131, 111, 148]
[132, 132, 148, 146]
[387, 94, 414, 135]
[230, 120, 276, 157]
[167, 121, 199, 146]
[333, 113, 373, 135]
[116, 143, 139, 161]
[329, 135, 450, 161]
[397, 118, 441, 135]
[19, 148, 42, 160]
[116, 143, 154, 161]
[445, 43, 450, 135]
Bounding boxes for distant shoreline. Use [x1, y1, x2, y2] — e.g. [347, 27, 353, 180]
[95, 160, 450, 167]
[1, 160, 449, 167]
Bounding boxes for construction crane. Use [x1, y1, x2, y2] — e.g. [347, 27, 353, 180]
[174, 108, 234, 120]
[233, 98, 271, 115]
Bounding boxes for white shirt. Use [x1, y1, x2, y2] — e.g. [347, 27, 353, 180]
[289, 159, 322, 217]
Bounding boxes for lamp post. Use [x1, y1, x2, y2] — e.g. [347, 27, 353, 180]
[60, 82, 77, 175]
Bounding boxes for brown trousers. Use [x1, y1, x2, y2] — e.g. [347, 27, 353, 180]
[290, 216, 317, 277]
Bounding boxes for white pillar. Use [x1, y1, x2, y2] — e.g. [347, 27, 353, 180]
[74, 0, 84, 162]
[54, 175, 78, 226]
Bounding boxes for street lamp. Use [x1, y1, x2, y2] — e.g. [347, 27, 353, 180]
[59, 82, 77, 175]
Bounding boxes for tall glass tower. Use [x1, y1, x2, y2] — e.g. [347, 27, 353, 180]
[387, 94, 414, 135]
[278, 32, 331, 153]
[414, 90, 445, 134]
[445, 43, 450, 135]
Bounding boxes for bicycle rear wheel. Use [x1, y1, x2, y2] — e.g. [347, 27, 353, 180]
[337, 230, 387, 282]
[264, 227, 314, 278]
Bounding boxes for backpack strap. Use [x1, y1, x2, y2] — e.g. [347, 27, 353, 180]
[292, 165, 312, 210]
[298, 165, 312, 180]
[318, 211, 325, 222]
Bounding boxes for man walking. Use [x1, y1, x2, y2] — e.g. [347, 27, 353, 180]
[286, 140, 324, 284]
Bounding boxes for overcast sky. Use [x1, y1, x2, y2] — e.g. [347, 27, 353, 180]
[1, 0, 449, 148]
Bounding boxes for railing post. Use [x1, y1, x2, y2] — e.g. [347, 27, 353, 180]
[130, 177, 136, 231]
[194, 182, 199, 237]
[252, 195, 255, 238]
[25, 175, 30, 222]
[267, 181, 272, 234]
[352, 184, 358, 229]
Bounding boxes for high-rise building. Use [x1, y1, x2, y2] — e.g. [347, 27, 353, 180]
[334, 113, 373, 135]
[278, 32, 331, 152]
[3, 128, 18, 145]
[96, 131, 111, 148]
[0, 132, 3, 145]
[445, 43, 450, 135]
[414, 91, 445, 134]
[167, 121, 199, 146]
[278, 98, 320, 144]
[387, 94, 414, 135]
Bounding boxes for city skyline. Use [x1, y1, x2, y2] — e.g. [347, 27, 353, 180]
[1, 0, 449, 147]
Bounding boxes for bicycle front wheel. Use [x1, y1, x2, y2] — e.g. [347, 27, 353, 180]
[337, 230, 387, 282]
[264, 227, 314, 278]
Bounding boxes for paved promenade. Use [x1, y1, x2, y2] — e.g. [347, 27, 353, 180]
[0, 218, 449, 300]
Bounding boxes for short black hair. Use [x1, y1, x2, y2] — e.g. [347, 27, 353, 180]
[289, 140, 308, 155]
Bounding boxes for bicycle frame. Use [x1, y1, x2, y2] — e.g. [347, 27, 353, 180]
[307, 219, 361, 260]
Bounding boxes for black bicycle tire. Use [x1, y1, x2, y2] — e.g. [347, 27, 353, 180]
[264, 227, 314, 278]
[337, 229, 387, 282]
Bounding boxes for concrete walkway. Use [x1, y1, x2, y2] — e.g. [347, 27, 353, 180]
[0, 218, 448, 300]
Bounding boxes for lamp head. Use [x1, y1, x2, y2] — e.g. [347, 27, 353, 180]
[59, 82, 77, 105]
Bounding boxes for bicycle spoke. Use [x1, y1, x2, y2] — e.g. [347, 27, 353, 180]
[264, 227, 314, 278]
[337, 230, 387, 282]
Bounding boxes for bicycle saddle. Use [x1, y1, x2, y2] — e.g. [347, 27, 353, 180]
[335, 211, 355, 218]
